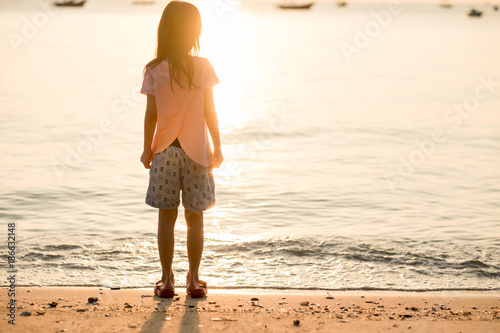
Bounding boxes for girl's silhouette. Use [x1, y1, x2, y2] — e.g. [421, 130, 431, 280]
[140, 1, 223, 299]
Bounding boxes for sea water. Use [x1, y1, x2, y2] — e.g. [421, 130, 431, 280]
[0, 0, 499, 290]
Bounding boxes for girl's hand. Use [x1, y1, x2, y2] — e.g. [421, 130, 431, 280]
[141, 150, 153, 169]
[212, 147, 224, 168]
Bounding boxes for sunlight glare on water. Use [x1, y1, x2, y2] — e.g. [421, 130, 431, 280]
[199, 1, 251, 132]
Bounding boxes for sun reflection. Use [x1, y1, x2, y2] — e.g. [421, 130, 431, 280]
[198, 3, 251, 132]
[212, 84, 246, 132]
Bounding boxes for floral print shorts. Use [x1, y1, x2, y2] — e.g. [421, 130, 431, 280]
[146, 146, 215, 211]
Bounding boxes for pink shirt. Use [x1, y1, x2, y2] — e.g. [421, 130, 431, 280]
[141, 57, 220, 167]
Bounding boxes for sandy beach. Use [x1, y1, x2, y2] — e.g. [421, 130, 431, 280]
[1, 287, 499, 332]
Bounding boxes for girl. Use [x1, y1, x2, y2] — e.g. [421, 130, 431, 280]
[140, 1, 223, 299]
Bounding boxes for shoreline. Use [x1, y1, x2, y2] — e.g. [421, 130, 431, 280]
[5, 285, 500, 292]
[2, 287, 499, 332]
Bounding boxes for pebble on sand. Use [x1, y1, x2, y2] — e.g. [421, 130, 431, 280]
[48, 301, 58, 308]
[88, 297, 98, 304]
[251, 297, 259, 301]
[20, 311, 32, 316]
[293, 319, 300, 326]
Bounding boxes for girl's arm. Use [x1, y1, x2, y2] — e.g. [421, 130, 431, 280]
[204, 88, 223, 168]
[140, 94, 157, 169]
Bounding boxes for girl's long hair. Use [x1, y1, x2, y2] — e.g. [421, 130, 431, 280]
[144, 1, 202, 92]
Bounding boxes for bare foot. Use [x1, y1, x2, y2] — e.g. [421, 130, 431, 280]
[186, 271, 207, 292]
[158, 271, 175, 291]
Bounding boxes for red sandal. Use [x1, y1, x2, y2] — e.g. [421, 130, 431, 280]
[154, 280, 175, 298]
[187, 287, 207, 298]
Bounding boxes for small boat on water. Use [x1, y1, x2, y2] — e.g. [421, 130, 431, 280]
[277, 2, 315, 10]
[439, 1, 452, 8]
[337, 1, 347, 7]
[132, 0, 155, 5]
[493, 5, 499, 11]
[54, 0, 86, 6]
[467, 8, 483, 17]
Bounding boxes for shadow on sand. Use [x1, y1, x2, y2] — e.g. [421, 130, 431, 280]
[140, 295, 203, 333]
[179, 297, 203, 333]
[140, 295, 173, 333]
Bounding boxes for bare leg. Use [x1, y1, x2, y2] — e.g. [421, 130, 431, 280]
[157, 208, 177, 291]
[185, 209, 204, 292]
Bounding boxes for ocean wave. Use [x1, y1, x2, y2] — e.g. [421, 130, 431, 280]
[2, 235, 499, 290]
[207, 236, 500, 279]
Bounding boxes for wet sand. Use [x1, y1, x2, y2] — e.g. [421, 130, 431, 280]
[1, 287, 499, 332]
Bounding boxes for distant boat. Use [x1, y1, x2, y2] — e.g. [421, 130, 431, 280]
[467, 8, 483, 17]
[337, 1, 347, 7]
[277, 2, 315, 10]
[132, 0, 155, 4]
[54, 0, 86, 6]
[439, 1, 452, 8]
[493, 5, 499, 11]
